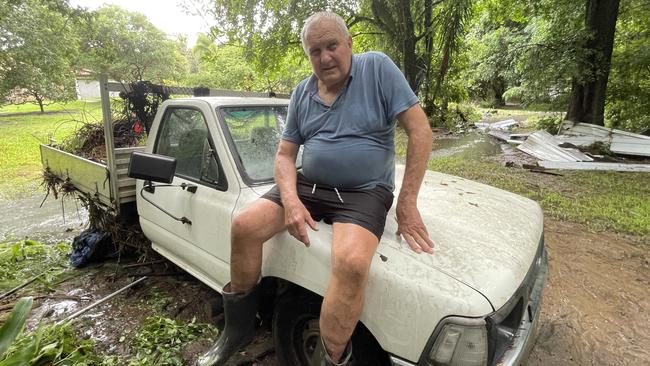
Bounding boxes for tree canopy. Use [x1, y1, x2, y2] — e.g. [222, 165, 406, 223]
[1, 0, 648, 132]
[193, 0, 474, 112]
[463, 0, 648, 131]
[0, 0, 80, 112]
[76, 5, 188, 84]
[605, 0, 650, 131]
[185, 33, 311, 92]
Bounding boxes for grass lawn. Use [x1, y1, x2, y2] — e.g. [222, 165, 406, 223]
[0, 100, 103, 198]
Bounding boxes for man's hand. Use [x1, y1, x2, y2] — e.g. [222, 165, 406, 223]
[396, 200, 434, 254]
[395, 104, 434, 254]
[274, 140, 317, 246]
[284, 198, 318, 246]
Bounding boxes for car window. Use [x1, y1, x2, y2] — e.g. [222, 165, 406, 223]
[155, 107, 225, 188]
[220, 106, 300, 183]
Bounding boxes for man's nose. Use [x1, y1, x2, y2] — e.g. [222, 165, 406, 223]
[320, 50, 334, 64]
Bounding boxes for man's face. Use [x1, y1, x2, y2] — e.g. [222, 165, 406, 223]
[304, 19, 352, 88]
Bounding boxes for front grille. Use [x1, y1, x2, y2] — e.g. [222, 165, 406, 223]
[486, 235, 544, 365]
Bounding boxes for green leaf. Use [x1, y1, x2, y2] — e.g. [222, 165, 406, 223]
[0, 297, 33, 358]
[9, 244, 20, 260]
[0, 342, 38, 366]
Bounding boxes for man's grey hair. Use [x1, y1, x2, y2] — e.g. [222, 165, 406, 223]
[300, 11, 349, 54]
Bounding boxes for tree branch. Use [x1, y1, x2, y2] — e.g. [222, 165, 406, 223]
[349, 15, 382, 29]
[351, 31, 386, 38]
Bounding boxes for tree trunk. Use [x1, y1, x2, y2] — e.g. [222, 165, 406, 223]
[493, 79, 507, 106]
[368, 0, 419, 92]
[494, 93, 505, 107]
[399, 0, 419, 92]
[565, 0, 620, 125]
[423, 0, 434, 109]
[34, 93, 45, 113]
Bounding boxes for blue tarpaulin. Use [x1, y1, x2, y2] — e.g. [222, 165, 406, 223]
[69, 229, 114, 268]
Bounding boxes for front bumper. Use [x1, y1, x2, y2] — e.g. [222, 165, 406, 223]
[494, 247, 548, 365]
[388, 248, 549, 366]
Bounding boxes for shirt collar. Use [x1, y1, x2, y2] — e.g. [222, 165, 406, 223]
[348, 54, 357, 80]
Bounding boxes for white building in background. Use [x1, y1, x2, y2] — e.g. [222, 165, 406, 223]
[75, 78, 101, 100]
[75, 69, 120, 100]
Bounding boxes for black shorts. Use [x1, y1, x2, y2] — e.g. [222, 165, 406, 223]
[261, 174, 394, 240]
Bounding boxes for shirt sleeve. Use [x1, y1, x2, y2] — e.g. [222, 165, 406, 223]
[377, 53, 419, 122]
[281, 88, 304, 145]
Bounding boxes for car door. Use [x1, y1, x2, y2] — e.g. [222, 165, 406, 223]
[137, 100, 239, 290]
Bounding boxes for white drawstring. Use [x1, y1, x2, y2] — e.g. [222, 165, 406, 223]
[311, 183, 344, 203]
[334, 188, 344, 203]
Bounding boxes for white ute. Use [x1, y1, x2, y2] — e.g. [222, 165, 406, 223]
[126, 96, 547, 366]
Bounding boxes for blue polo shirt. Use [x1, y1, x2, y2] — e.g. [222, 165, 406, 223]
[282, 52, 418, 191]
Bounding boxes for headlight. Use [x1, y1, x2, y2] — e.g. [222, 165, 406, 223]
[428, 317, 488, 366]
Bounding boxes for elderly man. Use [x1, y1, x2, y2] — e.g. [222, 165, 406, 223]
[198, 11, 433, 366]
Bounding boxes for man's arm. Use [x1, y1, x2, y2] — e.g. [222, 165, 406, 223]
[396, 104, 434, 254]
[275, 139, 318, 246]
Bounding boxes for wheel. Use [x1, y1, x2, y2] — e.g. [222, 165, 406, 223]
[272, 291, 390, 366]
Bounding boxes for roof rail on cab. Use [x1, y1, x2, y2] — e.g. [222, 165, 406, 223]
[106, 81, 290, 99]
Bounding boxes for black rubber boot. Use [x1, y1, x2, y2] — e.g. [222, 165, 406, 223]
[310, 336, 352, 366]
[195, 283, 260, 366]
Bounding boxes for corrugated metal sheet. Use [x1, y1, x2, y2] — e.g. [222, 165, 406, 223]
[538, 161, 650, 172]
[559, 122, 650, 157]
[490, 119, 519, 130]
[475, 119, 519, 132]
[517, 131, 593, 162]
[487, 130, 511, 142]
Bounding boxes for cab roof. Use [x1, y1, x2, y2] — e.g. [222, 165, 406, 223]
[194, 96, 290, 108]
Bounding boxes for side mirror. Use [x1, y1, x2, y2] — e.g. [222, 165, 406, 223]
[128, 151, 177, 183]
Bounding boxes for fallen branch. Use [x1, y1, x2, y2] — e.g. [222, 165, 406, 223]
[522, 164, 564, 176]
[0, 271, 48, 300]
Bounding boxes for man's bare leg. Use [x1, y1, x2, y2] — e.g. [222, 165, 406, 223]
[230, 199, 286, 293]
[319, 222, 379, 362]
[196, 199, 286, 366]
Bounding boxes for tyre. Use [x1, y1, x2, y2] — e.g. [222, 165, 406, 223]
[272, 291, 390, 366]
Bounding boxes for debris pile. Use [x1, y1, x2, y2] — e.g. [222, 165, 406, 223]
[556, 122, 650, 157]
[478, 119, 650, 172]
[56, 118, 145, 163]
[41, 170, 154, 260]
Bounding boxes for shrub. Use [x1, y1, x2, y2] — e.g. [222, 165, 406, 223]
[533, 115, 564, 134]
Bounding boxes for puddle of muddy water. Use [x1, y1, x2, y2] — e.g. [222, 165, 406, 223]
[0, 194, 87, 243]
[429, 133, 502, 159]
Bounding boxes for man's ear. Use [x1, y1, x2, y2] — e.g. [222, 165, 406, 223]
[347, 35, 352, 49]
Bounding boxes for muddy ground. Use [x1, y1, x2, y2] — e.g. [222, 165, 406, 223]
[529, 218, 649, 366]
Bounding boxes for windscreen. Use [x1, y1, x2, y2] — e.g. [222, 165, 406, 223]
[220, 106, 300, 182]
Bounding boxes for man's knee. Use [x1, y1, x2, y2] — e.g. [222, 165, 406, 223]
[231, 212, 251, 238]
[231, 199, 284, 243]
[330, 224, 378, 286]
[332, 250, 372, 285]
